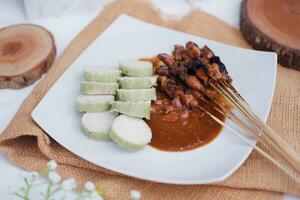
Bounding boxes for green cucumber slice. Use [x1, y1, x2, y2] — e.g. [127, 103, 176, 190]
[119, 60, 153, 77]
[76, 95, 114, 112]
[80, 81, 119, 95]
[111, 101, 151, 119]
[118, 76, 157, 89]
[109, 114, 152, 151]
[81, 112, 117, 141]
[84, 67, 120, 82]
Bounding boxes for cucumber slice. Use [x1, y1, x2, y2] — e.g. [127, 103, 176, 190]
[109, 114, 152, 151]
[84, 67, 120, 82]
[80, 81, 119, 95]
[81, 112, 117, 141]
[111, 101, 151, 119]
[118, 76, 157, 89]
[119, 60, 153, 77]
[117, 88, 156, 102]
[76, 95, 114, 112]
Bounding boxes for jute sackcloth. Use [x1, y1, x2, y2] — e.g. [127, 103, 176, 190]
[1, 0, 299, 199]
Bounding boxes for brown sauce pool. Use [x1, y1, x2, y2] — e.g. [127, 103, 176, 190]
[146, 98, 226, 152]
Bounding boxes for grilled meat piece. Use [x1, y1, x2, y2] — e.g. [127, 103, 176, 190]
[185, 59, 208, 78]
[174, 88, 184, 97]
[199, 57, 210, 66]
[187, 65, 196, 75]
[173, 44, 194, 64]
[158, 76, 180, 98]
[196, 68, 209, 84]
[173, 45, 185, 61]
[186, 41, 201, 59]
[185, 75, 205, 92]
[202, 45, 214, 59]
[218, 62, 227, 73]
[205, 88, 217, 99]
[209, 56, 220, 64]
[180, 93, 196, 106]
[169, 65, 205, 93]
[158, 53, 175, 66]
[192, 90, 203, 100]
[190, 59, 207, 69]
[157, 65, 169, 76]
[209, 55, 229, 76]
[158, 75, 201, 106]
[207, 63, 224, 81]
[170, 66, 187, 82]
[181, 52, 192, 64]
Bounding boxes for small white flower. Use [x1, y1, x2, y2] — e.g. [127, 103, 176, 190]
[20, 171, 39, 182]
[62, 178, 77, 191]
[26, 171, 39, 182]
[48, 171, 61, 183]
[130, 190, 141, 200]
[29, 171, 39, 178]
[84, 181, 95, 192]
[47, 160, 58, 171]
[90, 191, 103, 200]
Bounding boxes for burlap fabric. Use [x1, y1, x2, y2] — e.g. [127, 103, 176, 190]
[1, 0, 299, 199]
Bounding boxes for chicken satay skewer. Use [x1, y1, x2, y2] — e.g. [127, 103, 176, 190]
[158, 41, 300, 179]
[201, 45, 300, 174]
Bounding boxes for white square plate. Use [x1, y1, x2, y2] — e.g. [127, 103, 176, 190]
[32, 16, 277, 184]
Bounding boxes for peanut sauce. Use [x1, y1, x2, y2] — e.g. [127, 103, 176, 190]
[146, 95, 225, 152]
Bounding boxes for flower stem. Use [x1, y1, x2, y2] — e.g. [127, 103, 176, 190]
[23, 177, 32, 200]
[44, 181, 53, 200]
[14, 192, 27, 200]
[50, 186, 61, 196]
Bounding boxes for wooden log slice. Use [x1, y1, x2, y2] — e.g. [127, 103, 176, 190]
[0, 24, 56, 89]
[240, 0, 300, 70]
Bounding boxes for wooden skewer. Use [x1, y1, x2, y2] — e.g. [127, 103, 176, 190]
[217, 81, 300, 174]
[222, 81, 298, 156]
[205, 80, 300, 180]
[195, 105, 300, 184]
[221, 82, 300, 168]
[203, 96, 298, 174]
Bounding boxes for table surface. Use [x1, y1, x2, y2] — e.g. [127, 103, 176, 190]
[0, 0, 298, 199]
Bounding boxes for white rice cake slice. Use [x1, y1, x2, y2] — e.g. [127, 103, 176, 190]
[80, 81, 119, 95]
[76, 95, 114, 112]
[109, 114, 152, 151]
[81, 112, 117, 141]
[118, 76, 157, 89]
[84, 67, 120, 82]
[116, 88, 156, 102]
[111, 101, 151, 119]
[119, 60, 153, 77]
